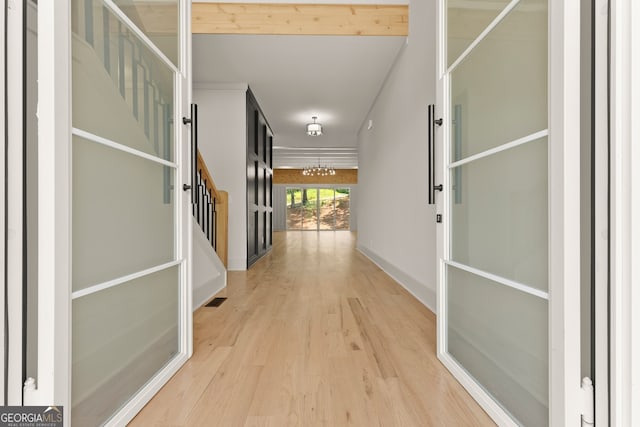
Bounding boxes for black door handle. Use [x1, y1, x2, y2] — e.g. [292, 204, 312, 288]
[183, 104, 198, 205]
[428, 104, 443, 204]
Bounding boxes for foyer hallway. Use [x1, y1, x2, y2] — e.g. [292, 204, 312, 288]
[130, 232, 494, 426]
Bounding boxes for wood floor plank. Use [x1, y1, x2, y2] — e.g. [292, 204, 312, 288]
[347, 297, 398, 379]
[130, 232, 494, 426]
[127, 346, 232, 427]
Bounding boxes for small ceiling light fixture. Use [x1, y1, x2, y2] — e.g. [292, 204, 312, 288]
[306, 116, 323, 136]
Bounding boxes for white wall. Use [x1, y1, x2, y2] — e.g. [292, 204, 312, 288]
[356, 0, 437, 312]
[273, 185, 287, 231]
[193, 85, 248, 270]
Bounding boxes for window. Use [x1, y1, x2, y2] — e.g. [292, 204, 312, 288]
[286, 187, 350, 231]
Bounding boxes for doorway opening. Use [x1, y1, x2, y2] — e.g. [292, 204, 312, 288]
[286, 187, 351, 231]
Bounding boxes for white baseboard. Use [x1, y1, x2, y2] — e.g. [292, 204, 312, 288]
[357, 244, 437, 314]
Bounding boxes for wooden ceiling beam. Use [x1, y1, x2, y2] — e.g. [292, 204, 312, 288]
[273, 169, 358, 185]
[192, 3, 409, 36]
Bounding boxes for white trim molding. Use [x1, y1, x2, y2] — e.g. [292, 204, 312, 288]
[631, 1, 640, 422]
[445, 261, 549, 300]
[548, 0, 583, 424]
[72, 128, 178, 169]
[447, 129, 548, 169]
[180, 0, 194, 362]
[24, 0, 73, 418]
[0, 0, 6, 405]
[593, 0, 610, 424]
[5, 0, 24, 406]
[609, 0, 640, 425]
[71, 260, 184, 300]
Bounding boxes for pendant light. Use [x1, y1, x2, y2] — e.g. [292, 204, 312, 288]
[306, 116, 323, 136]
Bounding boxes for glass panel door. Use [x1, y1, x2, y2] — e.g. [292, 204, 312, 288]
[319, 188, 335, 230]
[335, 188, 350, 230]
[302, 188, 318, 230]
[286, 187, 351, 231]
[69, 0, 188, 424]
[111, 0, 179, 66]
[441, 0, 550, 425]
[286, 188, 303, 230]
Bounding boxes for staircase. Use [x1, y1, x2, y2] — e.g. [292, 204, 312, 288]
[192, 152, 229, 309]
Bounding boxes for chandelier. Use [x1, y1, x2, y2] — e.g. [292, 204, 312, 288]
[306, 116, 323, 136]
[302, 163, 336, 176]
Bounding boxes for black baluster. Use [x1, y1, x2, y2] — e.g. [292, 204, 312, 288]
[213, 198, 217, 250]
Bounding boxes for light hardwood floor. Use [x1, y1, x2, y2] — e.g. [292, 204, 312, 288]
[130, 231, 494, 426]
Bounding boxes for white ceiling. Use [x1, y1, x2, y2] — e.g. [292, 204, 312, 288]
[192, 34, 406, 168]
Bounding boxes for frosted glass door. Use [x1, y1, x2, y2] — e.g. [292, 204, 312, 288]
[70, 0, 187, 425]
[442, 0, 549, 425]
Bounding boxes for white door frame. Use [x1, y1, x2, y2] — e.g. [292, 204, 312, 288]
[547, 0, 583, 423]
[183, 0, 195, 362]
[27, 1, 193, 425]
[0, 0, 7, 406]
[593, 0, 609, 424]
[24, 0, 72, 412]
[6, 0, 26, 406]
[435, 0, 583, 424]
[609, 0, 640, 425]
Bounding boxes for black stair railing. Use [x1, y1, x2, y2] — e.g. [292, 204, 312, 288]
[194, 169, 217, 249]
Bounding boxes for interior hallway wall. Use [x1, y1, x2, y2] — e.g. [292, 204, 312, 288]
[356, 0, 437, 311]
[273, 186, 287, 231]
[193, 85, 248, 270]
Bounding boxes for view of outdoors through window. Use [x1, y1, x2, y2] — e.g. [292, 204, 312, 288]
[286, 188, 350, 231]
